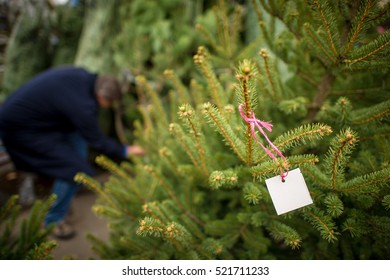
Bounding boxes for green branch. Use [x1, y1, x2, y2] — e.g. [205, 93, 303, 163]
[178, 104, 210, 177]
[169, 123, 204, 174]
[344, 0, 373, 55]
[202, 103, 246, 163]
[313, 0, 339, 57]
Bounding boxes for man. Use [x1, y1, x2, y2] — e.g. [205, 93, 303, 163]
[0, 66, 144, 239]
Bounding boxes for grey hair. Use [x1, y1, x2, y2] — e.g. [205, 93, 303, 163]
[95, 75, 122, 101]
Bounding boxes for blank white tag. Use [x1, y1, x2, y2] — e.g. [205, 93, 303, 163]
[265, 168, 313, 215]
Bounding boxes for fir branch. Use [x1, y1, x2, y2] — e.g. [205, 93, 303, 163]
[95, 155, 127, 179]
[93, 205, 122, 219]
[190, 79, 206, 107]
[231, 4, 244, 56]
[95, 155, 144, 201]
[0, 195, 56, 259]
[302, 207, 339, 242]
[0, 195, 19, 222]
[168, 90, 180, 126]
[251, 0, 273, 46]
[142, 201, 173, 226]
[343, 0, 374, 55]
[201, 102, 246, 163]
[87, 233, 115, 259]
[266, 220, 302, 249]
[19, 197, 55, 255]
[74, 173, 118, 210]
[144, 165, 203, 227]
[382, 195, 390, 210]
[178, 104, 210, 177]
[300, 164, 329, 189]
[169, 123, 204, 174]
[141, 203, 164, 228]
[215, 0, 232, 58]
[164, 69, 192, 105]
[344, 32, 390, 65]
[119, 234, 161, 258]
[195, 24, 219, 53]
[137, 217, 165, 238]
[201, 238, 225, 258]
[351, 99, 390, 125]
[259, 49, 280, 100]
[209, 169, 238, 190]
[321, 97, 353, 125]
[0, 196, 19, 251]
[273, 123, 333, 153]
[285, 154, 320, 167]
[194, 46, 227, 110]
[340, 167, 390, 194]
[137, 105, 155, 142]
[235, 59, 258, 164]
[251, 154, 318, 181]
[205, 214, 241, 237]
[278, 97, 308, 116]
[297, 69, 320, 87]
[324, 129, 358, 190]
[159, 147, 180, 174]
[165, 222, 193, 248]
[195, 23, 224, 54]
[29, 241, 57, 260]
[144, 165, 184, 209]
[241, 226, 270, 254]
[341, 216, 368, 238]
[243, 183, 263, 205]
[251, 159, 283, 181]
[303, 23, 336, 64]
[136, 75, 168, 126]
[180, 215, 206, 240]
[343, 58, 390, 71]
[236, 36, 264, 62]
[368, 216, 390, 239]
[312, 0, 339, 57]
[324, 194, 344, 218]
[114, 104, 128, 145]
[103, 177, 142, 216]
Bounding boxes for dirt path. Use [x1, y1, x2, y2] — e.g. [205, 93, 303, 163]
[51, 190, 110, 259]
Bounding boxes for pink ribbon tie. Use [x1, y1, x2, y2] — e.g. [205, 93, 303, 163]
[239, 104, 288, 181]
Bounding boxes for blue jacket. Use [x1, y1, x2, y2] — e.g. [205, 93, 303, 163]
[0, 67, 125, 181]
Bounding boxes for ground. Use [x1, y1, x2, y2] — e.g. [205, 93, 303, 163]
[51, 189, 110, 259]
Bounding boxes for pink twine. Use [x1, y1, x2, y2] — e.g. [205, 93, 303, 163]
[239, 104, 288, 181]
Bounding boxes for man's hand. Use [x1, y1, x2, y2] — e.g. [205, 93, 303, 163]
[126, 145, 145, 157]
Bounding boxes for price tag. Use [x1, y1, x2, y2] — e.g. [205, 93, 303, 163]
[265, 168, 313, 215]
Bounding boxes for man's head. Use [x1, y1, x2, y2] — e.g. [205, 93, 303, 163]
[95, 75, 122, 108]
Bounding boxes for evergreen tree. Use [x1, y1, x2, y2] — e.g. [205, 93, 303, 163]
[0, 0, 85, 100]
[76, 0, 390, 259]
[0, 195, 56, 260]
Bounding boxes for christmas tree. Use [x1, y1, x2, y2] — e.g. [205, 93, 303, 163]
[1, 1, 84, 98]
[75, 0, 390, 259]
[0, 195, 56, 260]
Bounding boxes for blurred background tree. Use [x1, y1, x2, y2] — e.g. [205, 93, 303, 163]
[0, 0, 389, 259]
[0, 0, 84, 99]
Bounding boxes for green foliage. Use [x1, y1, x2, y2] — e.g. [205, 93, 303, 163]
[1, 1, 52, 97]
[0, 195, 56, 260]
[77, 0, 390, 259]
[1, 2, 85, 100]
[75, 0, 207, 79]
